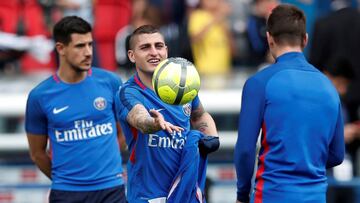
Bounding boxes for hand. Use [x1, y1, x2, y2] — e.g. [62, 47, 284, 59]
[344, 123, 360, 144]
[149, 109, 184, 134]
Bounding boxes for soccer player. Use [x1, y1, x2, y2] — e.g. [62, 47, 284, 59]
[25, 16, 126, 203]
[115, 25, 219, 202]
[234, 4, 345, 203]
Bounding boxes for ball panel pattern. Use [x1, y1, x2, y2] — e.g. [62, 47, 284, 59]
[152, 57, 201, 105]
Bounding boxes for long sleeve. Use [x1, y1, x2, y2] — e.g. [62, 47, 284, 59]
[234, 77, 265, 202]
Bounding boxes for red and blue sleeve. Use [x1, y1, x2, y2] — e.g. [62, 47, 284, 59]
[234, 77, 266, 202]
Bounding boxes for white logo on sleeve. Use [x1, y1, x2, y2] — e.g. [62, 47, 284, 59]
[154, 108, 164, 112]
[53, 106, 69, 114]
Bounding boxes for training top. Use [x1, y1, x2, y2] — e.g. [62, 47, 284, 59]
[234, 52, 345, 202]
[25, 68, 124, 191]
[116, 73, 200, 203]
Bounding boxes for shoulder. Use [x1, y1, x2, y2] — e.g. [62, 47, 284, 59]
[28, 75, 56, 98]
[246, 64, 277, 85]
[118, 79, 141, 98]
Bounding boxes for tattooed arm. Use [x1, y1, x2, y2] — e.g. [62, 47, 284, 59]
[191, 102, 218, 137]
[191, 102, 219, 155]
[126, 104, 183, 134]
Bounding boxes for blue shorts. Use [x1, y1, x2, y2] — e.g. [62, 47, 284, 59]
[49, 185, 126, 203]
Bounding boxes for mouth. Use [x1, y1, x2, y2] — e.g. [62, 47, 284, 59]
[147, 58, 161, 66]
[82, 59, 92, 66]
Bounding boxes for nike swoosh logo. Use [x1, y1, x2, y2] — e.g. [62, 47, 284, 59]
[53, 106, 69, 114]
[155, 108, 164, 112]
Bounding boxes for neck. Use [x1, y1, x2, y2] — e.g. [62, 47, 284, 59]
[136, 70, 154, 90]
[57, 65, 88, 83]
[272, 45, 303, 59]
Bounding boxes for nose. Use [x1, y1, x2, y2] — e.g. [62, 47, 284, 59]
[149, 45, 158, 55]
[85, 44, 92, 56]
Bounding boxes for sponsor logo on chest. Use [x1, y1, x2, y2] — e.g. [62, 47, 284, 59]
[55, 119, 113, 142]
[148, 131, 186, 149]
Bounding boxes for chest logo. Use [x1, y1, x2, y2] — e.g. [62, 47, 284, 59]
[53, 106, 69, 114]
[94, 97, 107, 110]
[182, 103, 191, 117]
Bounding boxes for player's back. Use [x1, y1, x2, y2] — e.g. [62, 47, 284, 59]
[253, 52, 342, 193]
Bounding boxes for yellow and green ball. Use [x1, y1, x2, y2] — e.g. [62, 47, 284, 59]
[152, 57, 201, 105]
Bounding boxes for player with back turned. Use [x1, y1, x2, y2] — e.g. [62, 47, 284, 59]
[234, 4, 345, 203]
[115, 25, 219, 202]
[25, 16, 126, 203]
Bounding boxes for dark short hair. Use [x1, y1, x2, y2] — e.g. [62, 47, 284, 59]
[128, 25, 162, 50]
[267, 4, 306, 47]
[53, 16, 92, 45]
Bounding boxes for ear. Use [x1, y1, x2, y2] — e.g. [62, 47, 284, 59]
[302, 33, 308, 48]
[266, 32, 274, 47]
[128, 50, 136, 63]
[165, 45, 168, 58]
[55, 42, 65, 56]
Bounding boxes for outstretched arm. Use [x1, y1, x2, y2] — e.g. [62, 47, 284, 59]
[126, 104, 183, 134]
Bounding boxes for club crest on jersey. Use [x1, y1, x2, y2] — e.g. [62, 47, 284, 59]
[182, 103, 191, 117]
[93, 97, 106, 110]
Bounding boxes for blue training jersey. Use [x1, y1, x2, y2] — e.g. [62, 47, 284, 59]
[234, 52, 345, 203]
[25, 68, 124, 191]
[115, 73, 200, 203]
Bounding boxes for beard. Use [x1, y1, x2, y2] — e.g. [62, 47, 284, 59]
[69, 58, 91, 73]
[71, 64, 89, 73]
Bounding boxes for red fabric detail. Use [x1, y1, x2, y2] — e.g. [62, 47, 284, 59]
[129, 127, 138, 164]
[0, 192, 13, 202]
[96, 42, 117, 71]
[21, 168, 38, 182]
[48, 138, 53, 160]
[53, 74, 60, 83]
[21, 53, 56, 74]
[134, 74, 147, 90]
[0, 0, 56, 74]
[254, 123, 269, 203]
[219, 168, 236, 180]
[93, 0, 131, 71]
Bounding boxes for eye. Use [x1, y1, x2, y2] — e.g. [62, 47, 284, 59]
[140, 45, 150, 50]
[156, 43, 164, 48]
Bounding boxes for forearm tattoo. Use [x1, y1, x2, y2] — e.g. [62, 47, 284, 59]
[138, 117, 161, 134]
[128, 105, 160, 134]
[194, 122, 209, 133]
[191, 104, 205, 121]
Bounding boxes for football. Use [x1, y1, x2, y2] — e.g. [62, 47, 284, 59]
[152, 57, 201, 105]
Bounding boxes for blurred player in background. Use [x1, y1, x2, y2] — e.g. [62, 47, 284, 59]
[115, 25, 219, 202]
[25, 16, 126, 203]
[234, 4, 345, 203]
[324, 58, 360, 143]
